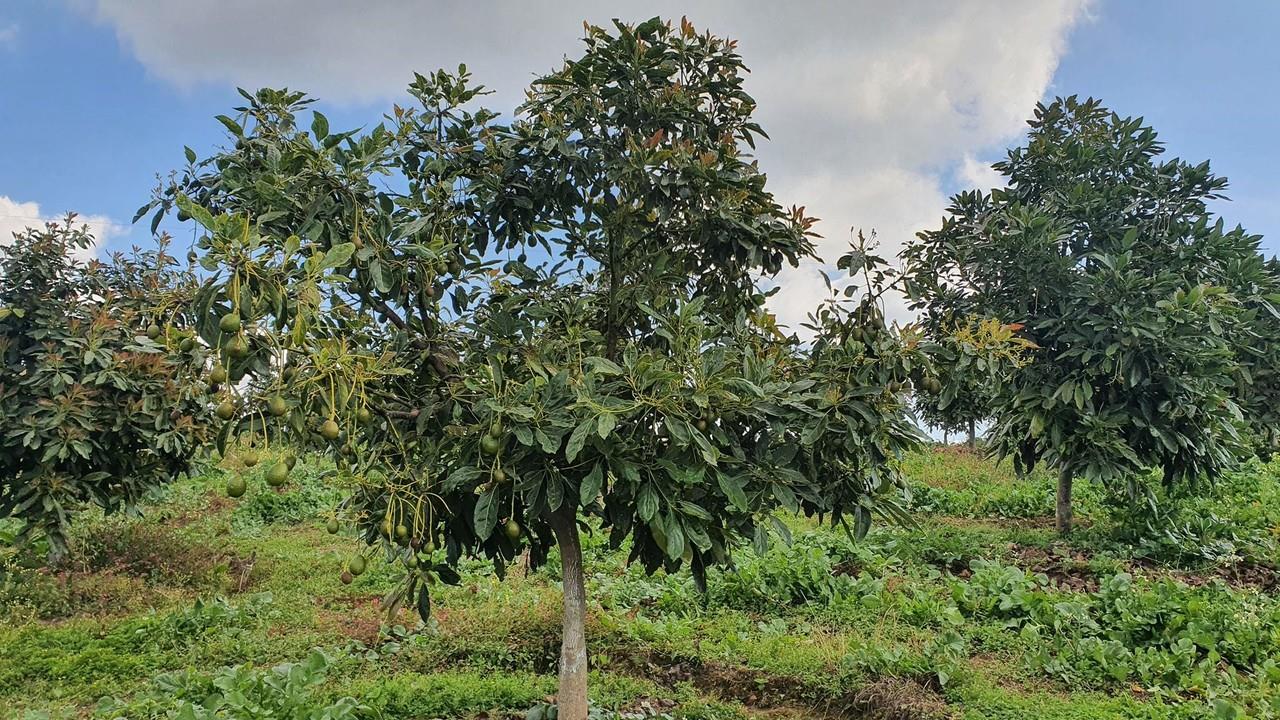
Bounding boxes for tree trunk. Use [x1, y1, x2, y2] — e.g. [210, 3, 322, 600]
[1055, 466, 1073, 536]
[548, 510, 589, 720]
[966, 419, 976, 450]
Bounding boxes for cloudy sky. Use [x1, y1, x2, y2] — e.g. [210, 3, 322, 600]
[2, 1, 1277, 327]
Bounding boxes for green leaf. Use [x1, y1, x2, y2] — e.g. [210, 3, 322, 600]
[596, 413, 616, 440]
[584, 356, 624, 375]
[473, 489, 499, 537]
[371, 259, 392, 293]
[717, 472, 749, 512]
[416, 584, 432, 623]
[215, 115, 243, 137]
[175, 195, 215, 228]
[311, 111, 330, 140]
[665, 417, 690, 443]
[445, 466, 482, 491]
[535, 428, 560, 455]
[513, 425, 534, 447]
[752, 524, 769, 556]
[580, 463, 604, 504]
[664, 518, 685, 560]
[565, 419, 593, 462]
[320, 243, 356, 270]
[637, 485, 659, 522]
[546, 475, 565, 511]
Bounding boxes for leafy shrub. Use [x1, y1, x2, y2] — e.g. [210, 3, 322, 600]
[142, 593, 276, 650]
[0, 563, 71, 622]
[903, 448, 1084, 520]
[592, 528, 885, 615]
[0, 562, 162, 622]
[885, 526, 999, 573]
[952, 561, 1065, 627]
[709, 536, 851, 609]
[1105, 460, 1280, 567]
[0, 594, 276, 700]
[954, 561, 1280, 715]
[95, 648, 362, 719]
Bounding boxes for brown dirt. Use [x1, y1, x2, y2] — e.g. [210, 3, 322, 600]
[932, 445, 983, 461]
[61, 521, 259, 594]
[852, 676, 955, 720]
[1134, 558, 1280, 593]
[312, 591, 419, 644]
[1009, 544, 1100, 593]
[314, 608, 385, 645]
[613, 650, 953, 719]
[23, 567, 182, 620]
[1208, 560, 1280, 591]
[168, 492, 234, 528]
[1006, 542, 1280, 594]
[205, 493, 235, 514]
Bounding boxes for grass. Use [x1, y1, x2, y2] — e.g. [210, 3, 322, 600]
[3, 447, 1280, 718]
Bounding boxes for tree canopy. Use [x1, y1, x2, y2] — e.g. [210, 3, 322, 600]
[143, 18, 931, 717]
[903, 96, 1272, 533]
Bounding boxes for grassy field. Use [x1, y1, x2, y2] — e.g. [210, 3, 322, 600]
[4, 447, 1280, 719]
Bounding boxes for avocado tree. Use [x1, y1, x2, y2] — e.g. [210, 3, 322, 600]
[0, 218, 208, 561]
[144, 19, 929, 716]
[912, 329, 994, 450]
[903, 96, 1264, 535]
[912, 319, 1035, 458]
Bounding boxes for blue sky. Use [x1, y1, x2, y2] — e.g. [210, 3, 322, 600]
[1, 0, 1276, 279]
[1048, 1, 1280, 258]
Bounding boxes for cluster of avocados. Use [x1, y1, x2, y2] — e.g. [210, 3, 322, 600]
[479, 419, 521, 541]
[223, 451, 296, 498]
[210, 310, 307, 498]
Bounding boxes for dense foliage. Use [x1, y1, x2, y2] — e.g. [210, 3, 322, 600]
[139, 18, 930, 715]
[904, 96, 1273, 533]
[0, 219, 208, 560]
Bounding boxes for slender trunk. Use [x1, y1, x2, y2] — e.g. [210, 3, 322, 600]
[966, 419, 976, 450]
[1055, 466, 1073, 536]
[548, 510, 589, 720]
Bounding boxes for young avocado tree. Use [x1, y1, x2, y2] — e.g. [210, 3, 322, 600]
[912, 328, 994, 450]
[903, 96, 1265, 535]
[0, 219, 209, 561]
[912, 319, 1034, 456]
[144, 19, 928, 716]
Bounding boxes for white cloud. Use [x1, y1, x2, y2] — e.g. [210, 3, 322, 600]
[84, 0, 1091, 329]
[0, 195, 119, 260]
[765, 166, 949, 330]
[958, 154, 1007, 194]
[0, 22, 17, 49]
